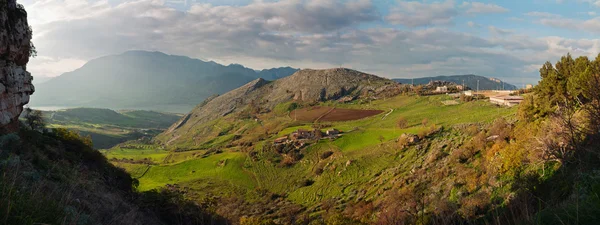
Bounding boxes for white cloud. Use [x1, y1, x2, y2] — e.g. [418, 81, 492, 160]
[464, 2, 509, 14]
[385, 0, 457, 27]
[19, 0, 600, 85]
[28, 57, 87, 77]
[467, 21, 480, 28]
[527, 12, 600, 33]
[488, 26, 513, 36]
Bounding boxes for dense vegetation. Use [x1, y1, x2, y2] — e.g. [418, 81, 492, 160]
[0, 126, 226, 225]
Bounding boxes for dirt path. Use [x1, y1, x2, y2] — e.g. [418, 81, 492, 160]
[381, 108, 393, 120]
[135, 164, 152, 179]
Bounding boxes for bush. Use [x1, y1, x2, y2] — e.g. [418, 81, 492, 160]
[320, 151, 334, 159]
[397, 117, 408, 129]
[23, 108, 45, 131]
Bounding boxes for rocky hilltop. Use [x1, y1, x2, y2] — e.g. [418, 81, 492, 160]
[0, 2, 34, 133]
[159, 68, 402, 145]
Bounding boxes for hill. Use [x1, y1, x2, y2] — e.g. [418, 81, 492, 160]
[39, 108, 181, 149]
[393, 74, 518, 90]
[29, 51, 298, 113]
[156, 68, 404, 147]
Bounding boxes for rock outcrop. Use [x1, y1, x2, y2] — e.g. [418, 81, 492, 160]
[0, 2, 34, 133]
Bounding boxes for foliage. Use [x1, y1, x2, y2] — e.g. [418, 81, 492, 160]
[397, 116, 408, 129]
[22, 108, 45, 131]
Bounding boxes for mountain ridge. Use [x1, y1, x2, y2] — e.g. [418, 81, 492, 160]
[29, 51, 299, 113]
[393, 74, 518, 90]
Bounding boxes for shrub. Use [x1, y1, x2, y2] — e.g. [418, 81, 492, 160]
[397, 117, 408, 129]
[23, 108, 45, 131]
[320, 151, 334, 159]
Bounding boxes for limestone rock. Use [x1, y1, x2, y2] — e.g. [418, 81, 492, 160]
[0, 3, 34, 134]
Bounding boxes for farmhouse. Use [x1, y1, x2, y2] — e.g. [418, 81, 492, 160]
[326, 128, 341, 136]
[435, 86, 448, 92]
[489, 95, 524, 107]
[274, 137, 289, 144]
[291, 129, 322, 140]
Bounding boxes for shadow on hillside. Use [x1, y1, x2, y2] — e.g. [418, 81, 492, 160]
[0, 128, 228, 225]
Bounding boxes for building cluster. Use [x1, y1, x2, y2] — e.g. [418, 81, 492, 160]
[274, 128, 343, 149]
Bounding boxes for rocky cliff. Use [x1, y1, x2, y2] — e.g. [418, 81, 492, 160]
[0, 1, 34, 133]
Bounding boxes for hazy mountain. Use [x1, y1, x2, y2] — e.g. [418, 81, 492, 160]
[393, 74, 518, 90]
[29, 51, 298, 113]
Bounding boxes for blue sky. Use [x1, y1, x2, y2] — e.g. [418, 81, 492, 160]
[21, 0, 600, 86]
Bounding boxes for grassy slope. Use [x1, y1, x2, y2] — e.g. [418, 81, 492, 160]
[107, 94, 517, 216]
[42, 108, 181, 149]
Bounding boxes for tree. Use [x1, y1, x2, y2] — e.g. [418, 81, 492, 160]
[397, 117, 408, 129]
[23, 108, 45, 131]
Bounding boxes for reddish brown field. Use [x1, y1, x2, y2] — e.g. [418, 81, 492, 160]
[290, 106, 383, 122]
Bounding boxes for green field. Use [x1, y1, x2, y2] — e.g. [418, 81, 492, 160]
[37, 108, 181, 149]
[107, 95, 518, 219]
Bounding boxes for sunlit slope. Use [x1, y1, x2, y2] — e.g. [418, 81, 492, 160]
[108, 94, 517, 210]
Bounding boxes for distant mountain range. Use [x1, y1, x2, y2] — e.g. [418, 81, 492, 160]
[393, 74, 517, 90]
[29, 51, 298, 113]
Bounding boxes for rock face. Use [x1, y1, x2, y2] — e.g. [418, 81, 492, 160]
[0, 3, 34, 133]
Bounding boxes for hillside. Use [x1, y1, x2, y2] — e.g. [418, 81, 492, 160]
[39, 108, 181, 149]
[393, 74, 518, 90]
[156, 68, 404, 148]
[29, 51, 298, 113]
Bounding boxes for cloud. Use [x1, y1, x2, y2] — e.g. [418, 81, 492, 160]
[527, 11, 600, 33]
[488, 26, 513, 35]
[467, 21, 480, 28]
[21, 0, 600, 85]
[525, 11, 562, 18]
[464, 2, 509, 14]
[28, 56, 87, 77]
[385, 0, 457, 27]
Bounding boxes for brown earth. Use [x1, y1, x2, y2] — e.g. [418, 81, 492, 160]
[290, 106, 383, 122]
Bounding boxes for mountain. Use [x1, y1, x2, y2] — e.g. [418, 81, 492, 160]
[29, 51, 298, 113]
[157, 68, 403, 147]
[393, 74, 518, 90]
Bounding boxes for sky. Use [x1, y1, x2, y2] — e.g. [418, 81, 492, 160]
[20, 0, 600, 85]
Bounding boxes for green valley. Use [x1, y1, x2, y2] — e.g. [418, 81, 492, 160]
[105, 93, 518, 223]
[37, 108, 181, 149]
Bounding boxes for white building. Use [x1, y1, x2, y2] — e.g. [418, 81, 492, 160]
[435, 86, 448, 92]
[489, 95, 524, 107]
